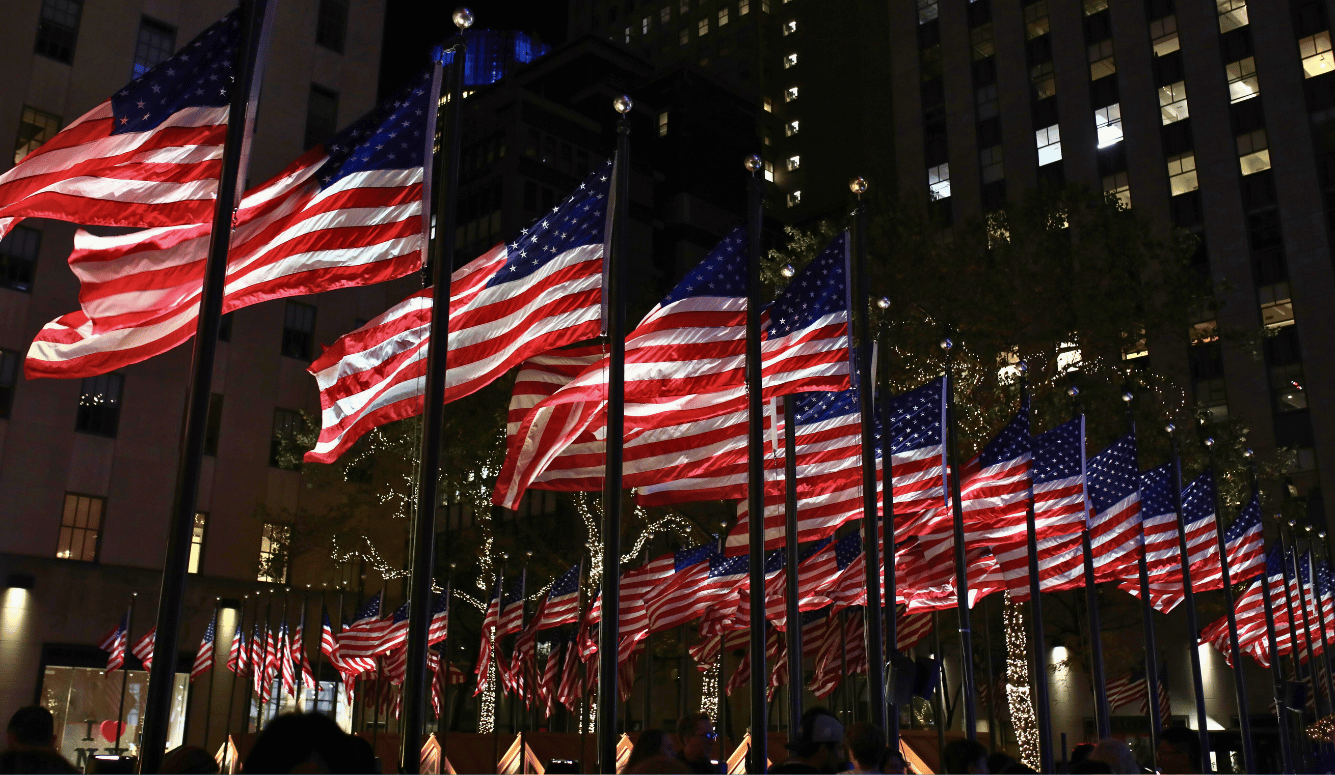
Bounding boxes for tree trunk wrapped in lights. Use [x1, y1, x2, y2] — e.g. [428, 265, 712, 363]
[1004, 594, 1040, 768]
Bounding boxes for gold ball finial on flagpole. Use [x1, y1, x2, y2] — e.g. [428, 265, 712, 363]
[1122, 390, 1133, 403]
[780, 264, 795, 278]
[613, 95, 633, 114]
[876, 296, 890, 310]
[1244, 448, 1254, 458]
[453, 8, 475, 30]
[849, 177, 868, 195]
[744, 155, 762, 173]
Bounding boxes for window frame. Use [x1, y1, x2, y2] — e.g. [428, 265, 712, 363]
[315, 0, 349, 53]
[14, 105, 62, 166]
[34, 0, 83, 64]
[75, 373, 124, 438]
[280, 300, 317, 360]
[0, 225, 41, 293]
[57, 492, 105, 563]
[270, 408, 303, 470]
[131, 16, 176, 80]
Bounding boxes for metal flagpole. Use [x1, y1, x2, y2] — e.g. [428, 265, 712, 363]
[204, 599, 220, 748]
[298, 587, 310, 711]
[1247, 453, 1295, 774]
[440, 574, 453, 759]
[400, 16, 468, 771]
[1070, 395, 1110, 739]
[313, 588, 325, 715]
[598, 93, 633, 775]
[878, 321, 900, 750]
[849, 176, 887, 736]
[840, 609, 849, 722]
[278, 590, 290, 713]
[981, 596, 999, 751]
[742, 154, 768, 774]
[139, 1, 275, 768]
[931, 610, 946, 755]
[115, 594, 136, 755]
[252, 592, 270, 733]
[1203, 441, 1255, 773]
[1304, 541, 1335, 712]
[1288, 525, 1329, 716]
[223, 595, 248, 769]
[1121, 389, 1163, 770]
[941, 335, 978, 740]
[1276, 527, 1313, 774]
[1018, 367, 1052, 773]
[1167, 424, 1212, 773]
[783, 395, 803, 735]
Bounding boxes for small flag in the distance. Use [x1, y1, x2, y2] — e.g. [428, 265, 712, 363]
[191, 616, 216, 681]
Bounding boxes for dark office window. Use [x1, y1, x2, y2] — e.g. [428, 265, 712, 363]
[1161, 120, 1194, 156]
[1170, 191, 1203, 228]
[1189, 342, 1228, 418]
[281, 301, 316, 360]
[270, 408, 303, 469]
[1083, 11, 1112, 42]
[1090, 76, 1119, 108]
[1293, 0, 1328, 38]
[1152, 51, 1185, 87]
[14, 105, 61, 165]
[315, 0, 349, 53]
[203, 393, 224, 456]
[977, 117, 1002, 148]
[0, 349, 18, 418]
[75, 373, 123, 437]
[35, 0, 82, 63]
[1249, 210, 1283, 250]
[1146, 0, 1175, 19]
[981, 180, 1007, 211]
[1032, 97, 1059, 128]
[918, 19, 940, 49]
[924, 119, 948, 166]
[1266, 327, 1308, 412]
[131, 17, 175, 79]
[303, 85, 339, 150]
[0, 226, 40, 293]
[1241, 171, 1276, 212]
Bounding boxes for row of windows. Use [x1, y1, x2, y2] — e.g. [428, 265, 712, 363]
[31, 0, 348, 67]
[58, 493, 211, 572]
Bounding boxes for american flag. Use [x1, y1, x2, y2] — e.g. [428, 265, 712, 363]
[279, 620, 296, 698]
[1027, 416, 1085, 539]
[98, 610, 130, 672]
[498, 571, 528, 637]
[191, 616, 216, 682]
[1106, 663, 1170, 720]
[0, 11, 242, 242]
[226, 626, 246, 675]
[897, 607, 933, 651]
[729, 548, 787, 627]
[1136, 470, 1221, 613]
[132, 627, 156, 671]
[1205, 546, 1286, 667]
[539, 638, 563, 719]
[428, 589, 450, 646]
[474, 577, 503, 695]
[1195, 490, 1265, 589]
[644, 545, 714, 633]
[339, 592, 386, 666]
[533, 564, 581, 631]
[885, 377, 949, 521]
[763, 538, 835, 629]
[292, 620, 316, 690]
[320, 610, 346, 675]
[616, 555, 678, 660]
[1086, 434, 1143, 582]
[250, 618, 266, 696]
[375, 602, 411, 658]
[957, 401, 1032, 542]
[305, 162, 610, 465]
[27, 69, 436, 380]
[820, 532, 868, 611]
[1292, 553, 1326, 662]
[556, 634, 583, 713]
[809, 609, 845, 698]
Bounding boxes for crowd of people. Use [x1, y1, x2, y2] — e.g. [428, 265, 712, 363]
[0, 703, 1200, 773]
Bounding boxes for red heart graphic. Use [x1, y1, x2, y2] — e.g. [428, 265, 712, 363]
[99, 720, 126, 743]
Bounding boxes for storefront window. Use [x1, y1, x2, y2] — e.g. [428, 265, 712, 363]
[39, 666, 187, 771]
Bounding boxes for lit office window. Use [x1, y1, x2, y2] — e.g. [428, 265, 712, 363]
[739, 0, 749, 16]
[1150, 15, 1179, 56]
[1024, 1, 1049, 39]
[763, 160, 774, 182]
[980, 146, 1004, 184]
[258, 523, 290, 583]
[35, 0, 82, 63]
[1094, 103, 1123, 147]
[1031, 62, 1056, 99]
[1226, 57, 1259, 102]
[1083, 0, 1108, 14]
[787, 190, 802, 207]
[624, 26, 631, 42]
[972, 24, 995, 61]
[785, 86, 799, 102]
[698, 17, 709, 35]
[13, 105, 60, 165]
[643, 15, 651, 33]
[763, 96, 773, 112]
[680, 0, 689, 12]
[270, 408, 303, 470]
[1238, 129, 1271, 175]
[1259, 281, 1294, 329]
[1167, 152, 1198, 195]
[1088, 40, 1115, 80]
[1159, 81, 1189, 124]
[783, 20, 796, 35]
[718, 8, 729, 26]
[680, 28, 690, 45]
[1218, 0, 1248, 33]
[1035, 124, 1062, 166]
[661, 6, 671, 23]
[658, 111, 669, 137]
[928, 163, 951, 199]
[188, 512, 207, 574]
[1300, 32, 1335, 78]
[1103, 172, 1130, 208]
[919, 0, 939, 24]
[787, 155, 801, 172]
[784, 52, 797, 68]
[785, 120, 799, 136]
[57, 494, 103, 562]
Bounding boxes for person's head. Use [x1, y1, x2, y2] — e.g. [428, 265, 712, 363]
[879, 746, 906, 775]
[1068, 761, 1112, 774]
[676, 712, 716, 762]
[627, 729, 676, 770]
[244, 712, 364, 773]
[844, 722, 886, 772]
[986, 753, 1014, 775]
[999, 763, 1037, 774]
[942, 739, 988, 774]
[160, 745, 220, 774]
[1089, 738, 1138, 775]
[787, 707, 846, 772]
[1069, 743, 1094, 765]
[6, 706, 54, 750]
[1157, 727, 1201, 774]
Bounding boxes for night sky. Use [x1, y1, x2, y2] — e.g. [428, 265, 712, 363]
[378, 0, 571, 98]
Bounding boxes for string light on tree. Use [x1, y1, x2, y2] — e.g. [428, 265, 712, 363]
[1003, 593, 1040, 769]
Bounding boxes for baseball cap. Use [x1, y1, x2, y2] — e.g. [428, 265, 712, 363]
[787, 710, 844, 749]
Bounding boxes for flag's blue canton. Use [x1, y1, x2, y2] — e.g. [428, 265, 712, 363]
[110, 10, 241, 134]
[550, 564, 582, 598]
[1299, 551, 1313, 587]
[279, 619, 288, 638]
[887, 378, 944, 455]
[769, 231, 848, 338]
[503, 574, 526, 606]
[354, 592, 382, 624]
[801, 537, 833, 563]
[1139, 465, 1175, 519]
[487, 161, 611, 288]
[1318, 560, 1333, 598]
[1181, 471, 1216, 526]
[1266, 545, 1287, 579]
[318, 70, 435, 189]
[1226, 494, 1261, 544]
[710, 552, 748, 579]
[1033, 418, 1081, 485]
[765, 548, 786, 574]
[1087, 435, 1138, 513]
[203, 617, 216, 644]
[323, 612, 335, 630]
[801, 608, 828, 627]
[659, 226, 748, 306]
[834, 531, 862, 570]
[675, 544, 714, 572]
[793, 386, 879, 453]
[979, 398, 1030, 467]
[391, 602, 409, 623]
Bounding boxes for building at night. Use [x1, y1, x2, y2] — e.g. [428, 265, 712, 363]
[0, 0, 391, 764]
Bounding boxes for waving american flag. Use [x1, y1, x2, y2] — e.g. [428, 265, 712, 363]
[190, 616, 216, 681]
[98, 610, 131, 672]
